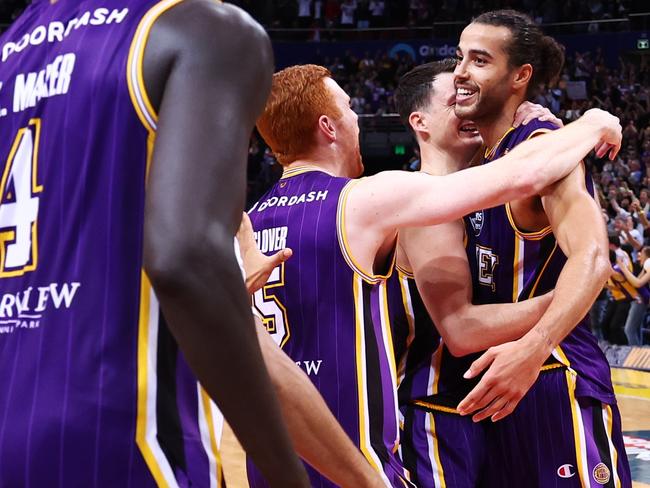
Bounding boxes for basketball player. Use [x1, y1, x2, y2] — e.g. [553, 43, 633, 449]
[246, 63, 621, 487]
[452, 10, 631, 487]
[389, 59, 567, 488]
[0, 0, 313, 486]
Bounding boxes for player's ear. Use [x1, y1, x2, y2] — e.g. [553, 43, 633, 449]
[408, 111, 428, 139]
[317, 115, 336, 142]
[513, 64, 532, 90]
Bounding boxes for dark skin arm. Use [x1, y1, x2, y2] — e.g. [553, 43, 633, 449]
[141, 2, 308, 486]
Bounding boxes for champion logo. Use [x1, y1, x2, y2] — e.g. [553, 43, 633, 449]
[592, 462, 611, 485]
[557, 464, 575, 478]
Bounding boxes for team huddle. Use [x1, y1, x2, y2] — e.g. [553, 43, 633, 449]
[0, 1, 632, 488]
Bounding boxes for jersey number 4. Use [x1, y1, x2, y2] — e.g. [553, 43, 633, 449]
[0, 119, 43, 277]
[252, 263, 290, 348]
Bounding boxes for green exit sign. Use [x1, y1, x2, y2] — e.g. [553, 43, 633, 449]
[394, 144, 406, 155]
[638, 39, 649, 50]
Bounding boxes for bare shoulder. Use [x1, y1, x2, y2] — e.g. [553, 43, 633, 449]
[153, 0, 270, 63]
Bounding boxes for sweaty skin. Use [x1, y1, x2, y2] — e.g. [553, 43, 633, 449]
[454, 22, 612, 422]
[141, 2, 308, 486]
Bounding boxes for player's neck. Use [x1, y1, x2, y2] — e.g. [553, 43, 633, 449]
[477, 97, 523, 149]
[284, 158, 340, 177]
[419, 143, 468, 176]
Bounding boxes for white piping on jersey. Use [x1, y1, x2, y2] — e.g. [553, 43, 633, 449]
[353, 275, 392, 487]
[138, 283, 180, 488]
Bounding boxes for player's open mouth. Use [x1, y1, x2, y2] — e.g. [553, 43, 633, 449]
[459, 121, 479, 136]
[456, 86, 477, 104]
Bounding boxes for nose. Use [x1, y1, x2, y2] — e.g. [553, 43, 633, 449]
[454, 58, 468, 83]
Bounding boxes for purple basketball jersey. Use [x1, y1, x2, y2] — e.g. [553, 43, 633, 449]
[461, 119, 615, 404]
[0, 1, 226, 487]
[247, 167, 410, 487]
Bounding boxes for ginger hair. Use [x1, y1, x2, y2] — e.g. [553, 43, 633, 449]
[256, 64, 342, 165]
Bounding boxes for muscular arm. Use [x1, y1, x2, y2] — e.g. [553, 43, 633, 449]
[142, 2, 307, 485]
[345, 110, 619, 272]
[254, 321, 384, 488]
[401, 221, 552, 357]
[457, 165, 610, 422]
[529, 165, 610, 349]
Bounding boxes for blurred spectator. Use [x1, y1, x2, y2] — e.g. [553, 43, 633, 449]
[340, 0, 357, 27]
[602, 250, 635, 345]
[616, 247, 650, 345]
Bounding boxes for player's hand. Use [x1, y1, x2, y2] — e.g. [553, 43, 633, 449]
[237, 212, 292, 294]
[582, 108, 622, 160]
[513, 101, 563, 128]
[456, 336, 548, 422]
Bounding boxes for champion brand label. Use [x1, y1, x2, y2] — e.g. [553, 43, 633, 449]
[557, 464, 575, 478]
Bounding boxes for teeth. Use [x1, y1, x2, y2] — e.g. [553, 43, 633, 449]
[457, 88, 473, 96]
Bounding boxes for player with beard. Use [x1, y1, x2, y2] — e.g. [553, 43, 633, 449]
[246, 63, 621, 487]
[450, 10, 631, 487]
[389, 59, 570, 488]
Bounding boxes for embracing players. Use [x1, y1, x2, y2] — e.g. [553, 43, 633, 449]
[392, 10, 630, 488]
[247, 62, 621, 486]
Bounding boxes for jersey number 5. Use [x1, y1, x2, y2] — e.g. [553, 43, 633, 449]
[252, 263, 290, 348]
[0, 119, 43, 277]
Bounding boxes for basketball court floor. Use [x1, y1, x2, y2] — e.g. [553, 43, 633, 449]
[220, 367, 650, 487]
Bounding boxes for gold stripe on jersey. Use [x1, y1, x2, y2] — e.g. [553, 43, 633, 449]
[484, 127, 515, 160]
[431, 342, 443, 395]
[136, 272, 180, 488]
[411, 400, 458, 415]
[396, 271, 416, 386]
[428, 412, 448, 488]
[527, 241, 559, 299]
[199, 387, 225, 488]
[604, 404, 622, 488]
[566, 370, 590, 488]
[353, 275, 392, 486]
[337, 181, 396, 284]
[504, 203, 553, 240]
[280, 165, 332, 179]
[127, 0, 194, 132]
[512, 234, 525, 302]
[395, 263, 414, 278]
[379, 282, 401, 453]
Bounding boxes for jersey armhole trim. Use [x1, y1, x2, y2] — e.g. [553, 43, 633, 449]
[337, 180, 396, 284]
[503, 127, 556, 239]
[127, 0, 187, 133]
[395, 263, 414, 278]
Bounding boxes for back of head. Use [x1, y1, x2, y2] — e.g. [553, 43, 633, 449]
[394, 58, 456, 132]
[256, 64, 341, 165]
[472, 9, 565, 98]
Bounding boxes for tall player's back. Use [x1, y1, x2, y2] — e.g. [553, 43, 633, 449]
[0, 1, 225, 486]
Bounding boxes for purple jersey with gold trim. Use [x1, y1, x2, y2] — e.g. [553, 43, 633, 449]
[0, 1, 226, 487]
[247, 167, 410, 487]
[459, 119, 615, 403]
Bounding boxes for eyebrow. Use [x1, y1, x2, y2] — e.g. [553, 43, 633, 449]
[468, 48, 493, 59]
[457, 47, 494, 59]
